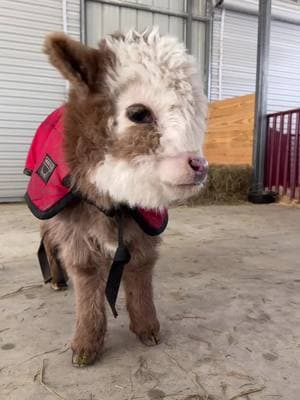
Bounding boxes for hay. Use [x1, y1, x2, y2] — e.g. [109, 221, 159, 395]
[188, 164, 252, 205]
[279, 194, 300, 207]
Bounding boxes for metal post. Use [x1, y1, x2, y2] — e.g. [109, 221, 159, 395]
[249, 0, 275, 203]
[186, 0, 193, 54]
[80, 0, 86, 44]
[205, 0, 213, 99]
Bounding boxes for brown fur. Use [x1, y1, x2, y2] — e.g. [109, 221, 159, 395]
[44, 33, 115, 94]
[41, 33, 162, 366]
[109, 124, 160, 160]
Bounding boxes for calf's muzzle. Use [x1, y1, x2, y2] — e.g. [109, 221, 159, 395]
[188, 156, 208, 184]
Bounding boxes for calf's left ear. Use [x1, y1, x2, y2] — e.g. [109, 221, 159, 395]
[44, 32, 100, 93]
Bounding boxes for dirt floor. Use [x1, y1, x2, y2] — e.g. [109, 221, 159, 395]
[0, 203, 299, 400]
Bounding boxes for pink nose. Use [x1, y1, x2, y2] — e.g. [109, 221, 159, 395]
[188, 156, 208, 182]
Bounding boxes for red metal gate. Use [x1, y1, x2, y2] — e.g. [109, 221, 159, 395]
[265, 108, 300, 200]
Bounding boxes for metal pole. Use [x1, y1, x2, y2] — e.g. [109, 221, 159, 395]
[249, 0, 275, 203]
[205, 0, 213, 99]
[186, 0, 193, 54]
[80, 0, 86, 44]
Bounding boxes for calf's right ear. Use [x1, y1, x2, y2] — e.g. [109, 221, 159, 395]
[44, 32, 99, 92]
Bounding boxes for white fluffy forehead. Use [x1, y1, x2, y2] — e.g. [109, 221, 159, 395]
[104, 27, 207, 155]
[104, 27, 204, 101]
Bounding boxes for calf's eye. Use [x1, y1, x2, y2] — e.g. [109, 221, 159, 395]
[126, 104, 155, 124]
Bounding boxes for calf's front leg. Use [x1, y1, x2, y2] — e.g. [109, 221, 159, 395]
[71, 268, 106, 367]
[123, 262, 160, 346]
[43, 233, 68, 291]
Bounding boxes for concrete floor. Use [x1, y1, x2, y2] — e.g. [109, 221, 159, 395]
[0, 203, 299, 400]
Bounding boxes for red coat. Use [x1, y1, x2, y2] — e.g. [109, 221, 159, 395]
[24, 107, 74, 219]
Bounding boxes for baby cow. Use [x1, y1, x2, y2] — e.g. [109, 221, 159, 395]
[37, 28, 208, 366]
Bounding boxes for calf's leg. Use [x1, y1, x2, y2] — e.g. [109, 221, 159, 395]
[71, 268, 106, 367]
[123, 262, 160, 346]
[43, 234, 68, 290]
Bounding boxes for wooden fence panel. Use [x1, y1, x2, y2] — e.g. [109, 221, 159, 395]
[204, 94, 255, 165]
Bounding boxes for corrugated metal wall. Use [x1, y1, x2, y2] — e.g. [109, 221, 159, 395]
[216, 10, 257, 100]
[86, 1, 185, 44]
[211, 8, 300, 114]
[67, 0, 81, 40]
[269, 19, 300, 112]
[0, 0, 80, 201]
[85, 0, 207, 79]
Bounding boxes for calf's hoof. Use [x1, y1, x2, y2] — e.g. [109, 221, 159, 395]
[138, 331, 161, 347]
[51, 282, 68, 291]
[71, 339, 103, 367]
[72, 351, 98, 368]
[130, 320, 161, 347]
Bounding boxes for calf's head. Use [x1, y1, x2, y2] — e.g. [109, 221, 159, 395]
[45, 28, 208, 209]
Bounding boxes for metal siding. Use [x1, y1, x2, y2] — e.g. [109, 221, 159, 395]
[134, 0, 187, 11]
[169, 16, 184, 41]
[67, 0, 81, 39]
[137, 11, 154, 31]
[0, 0, 81, 201]
[192, 0, 207, 16]
[211, 9, 300, 113]
[221, 11, 257, 99]
[153, 0, 169, 9]
[102, 4, 121, 35]
[86, 0, 206, 78]
[169, 0, 185, 12]
[210, 8, 221, 100]
[120, 7, 138, 33]
[223, 0, 300, 25]
[192, 21, 206, 76]
[268, 19, 300, 113]
[153, 13, 169, 35]
[86, 2, 103, 47]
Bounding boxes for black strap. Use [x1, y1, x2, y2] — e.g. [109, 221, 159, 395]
[105, 208, 131, 318]
[38, 238, 67, 287]
[38, 239, 52, 283]
[81, 196, 116, 218]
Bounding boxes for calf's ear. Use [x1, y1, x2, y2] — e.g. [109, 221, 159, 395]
[44, 32, 99, 92]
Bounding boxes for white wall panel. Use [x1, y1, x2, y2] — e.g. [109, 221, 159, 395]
[153, 13, 169, 34]
[192, 0, 207, 16]
[169, 16, 184, 41]
[137, 10, 153, 31]
[120, 8, 138, 33]
[86, 0, 206, 79]
[268, 19, 300, 113]
[210, 8, 300, 113]
[0, 0, 80, 201]
[67, 0, 81, 40]
[192, 21, 206, 74]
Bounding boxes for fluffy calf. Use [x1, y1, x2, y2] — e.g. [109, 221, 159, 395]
[41, 28, 208, 366]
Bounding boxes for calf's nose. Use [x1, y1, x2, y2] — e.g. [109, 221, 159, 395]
[188, 156, 208, 182]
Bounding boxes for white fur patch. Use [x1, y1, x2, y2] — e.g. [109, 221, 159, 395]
[102, 241, 117, 257]
[90, 154, 205, 209]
